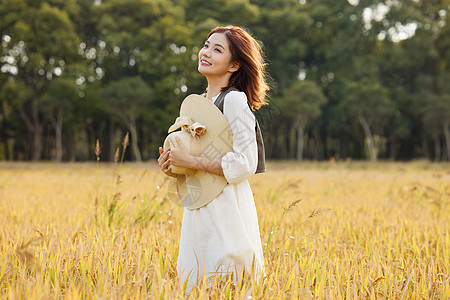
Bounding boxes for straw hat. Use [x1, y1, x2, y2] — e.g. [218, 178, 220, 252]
[163, 94, 233, 209]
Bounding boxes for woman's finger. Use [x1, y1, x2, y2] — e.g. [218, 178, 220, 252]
[157, 154, 164, 165]
[163, 164, 172, 174]
[163, 158, 170, 168]
[159, 148, 170, 161]
[164, 150, 171, 161]
[175, 136, 186, 150]
[158, 150, 169, 167]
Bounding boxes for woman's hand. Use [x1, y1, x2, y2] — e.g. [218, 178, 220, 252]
[168, 137, 195, 169]
[159, 136, 224, 177]
[158, 147, 177, 178]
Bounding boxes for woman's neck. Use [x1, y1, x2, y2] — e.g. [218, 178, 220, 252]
[204, 76, 231, 100]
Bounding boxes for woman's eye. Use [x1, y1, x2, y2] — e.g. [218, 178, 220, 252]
[203, 44, 208, 48]
[214, 48, 221, 53]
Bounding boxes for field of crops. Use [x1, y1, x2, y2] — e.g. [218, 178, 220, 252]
[1, 161, 449, 298]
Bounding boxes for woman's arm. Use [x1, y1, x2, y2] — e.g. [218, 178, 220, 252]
[167, 137, 224, 176]
[219, 91, 258, 183]
[167, 91, 257, 181]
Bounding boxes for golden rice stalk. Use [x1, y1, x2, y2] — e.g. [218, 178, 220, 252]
[95, 139, 101, 162]
[122, 132, 129, 150]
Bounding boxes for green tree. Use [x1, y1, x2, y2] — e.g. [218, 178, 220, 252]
[184, 0, 259, 26]
[101, 76, 153, 162]
[418, 73, 450, 161]
[252, 0, 311, 93]
[306, 0, 379, 159]
[341, 81, 393, 161]
[93, 0, 196, 160]
[0, 80, 30, 159]
[2, 0, 80, 160]
[370, 0, 449, 159]
[1, 0, 449, 162]
[279, 80, 327, 160]
[39, 77, 80, 161]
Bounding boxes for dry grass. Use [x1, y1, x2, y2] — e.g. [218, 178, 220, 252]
[0, 160, 449, 299]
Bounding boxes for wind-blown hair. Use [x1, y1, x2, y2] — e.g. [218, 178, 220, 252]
[208, 25, 269, 109]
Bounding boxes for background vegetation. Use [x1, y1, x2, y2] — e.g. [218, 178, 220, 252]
[1, 0, 450, 162]
[1, 161, 449, 298]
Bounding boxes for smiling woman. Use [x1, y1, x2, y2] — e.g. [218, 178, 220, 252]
[158, 25, 269, 293]
[200, 26, 269, 109]
[197, 34, 239, 81]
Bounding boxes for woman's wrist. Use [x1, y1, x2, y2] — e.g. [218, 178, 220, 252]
[185, 154, 197, 169]
[193, 156, 223, 176]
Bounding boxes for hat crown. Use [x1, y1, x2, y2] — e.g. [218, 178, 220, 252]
[164, 94, 233, 209]
[163, 131, 201, 175]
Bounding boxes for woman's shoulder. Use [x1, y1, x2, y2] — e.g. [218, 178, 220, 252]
[223, 89, 254, 120]
[224, 90, 248, 108]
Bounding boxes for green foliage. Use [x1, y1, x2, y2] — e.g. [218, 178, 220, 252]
[1, 0, 450, 161]
[280, 80, 327, 122]
[184, 0, 259, 25]
[40, 78, 79, 112]
[342, 81, 393, 131]
[101, 76, 154, 161]
[101, 76, 153, 124]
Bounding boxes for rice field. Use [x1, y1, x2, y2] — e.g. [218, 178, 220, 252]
[0, 160, 449, 299]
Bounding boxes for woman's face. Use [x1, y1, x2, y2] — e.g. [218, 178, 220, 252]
[198, 32, 238, 78]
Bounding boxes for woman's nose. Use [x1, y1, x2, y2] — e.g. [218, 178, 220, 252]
[201, 48, 211, 57]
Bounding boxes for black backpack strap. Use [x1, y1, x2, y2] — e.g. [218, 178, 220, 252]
[254, 120, 266, 173]
[214, 87, 238, 113]
[214, 87, 266, 174]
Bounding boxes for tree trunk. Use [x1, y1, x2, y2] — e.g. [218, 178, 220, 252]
[274, 124, 285, 159]
[18, 89, 43, 161]
[323, 135, 329, 159]
[389, 133, 396, 160]
[339, 137, 345, 160]
[31, 126, 43, 161]
[421, 132, 429, 160]
[295, 119, 306, 161]
[0, 113, 10, 160]
[85, 122, 93, 161]
[127, 120, 142, 162]
[443, 120, 450, 161]
[104, 119, 115, 162]
[2, 138, 9, 160]
[280, 123, 288, 159]
[148, 129, 159, 160]
[358, 114, 376, 161]
[50, 110, 63, 162]
[289, 125, 296, 160]
[31, 91, 43, 161]
[313, 127, 323, 160]
[19, 108, 42, 161]
[433, 132, 441, 161]
[64, 129, 76, 162]
[139, 126, 147, 161]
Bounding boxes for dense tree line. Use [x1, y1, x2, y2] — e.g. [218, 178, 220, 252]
[1, 0, 449, 162]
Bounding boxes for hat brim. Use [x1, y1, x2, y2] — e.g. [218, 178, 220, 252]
[166, 94, 233, 209]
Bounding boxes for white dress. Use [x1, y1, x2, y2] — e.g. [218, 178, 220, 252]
[176, 90, 264, 291]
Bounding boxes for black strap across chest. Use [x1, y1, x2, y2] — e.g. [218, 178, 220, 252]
[214, 87, 266, 174]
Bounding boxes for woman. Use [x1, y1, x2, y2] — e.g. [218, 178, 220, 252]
[158, 25, 269, 291]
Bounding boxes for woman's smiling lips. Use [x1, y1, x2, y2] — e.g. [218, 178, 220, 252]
[200, 59, 211, 66]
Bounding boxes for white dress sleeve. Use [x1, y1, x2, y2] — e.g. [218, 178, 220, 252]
[220, 91, 258, 184]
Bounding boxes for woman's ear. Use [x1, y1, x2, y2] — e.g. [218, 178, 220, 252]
[228, 61, 241, 73]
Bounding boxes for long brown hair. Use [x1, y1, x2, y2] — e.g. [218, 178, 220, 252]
[208, 26, 269, 109]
